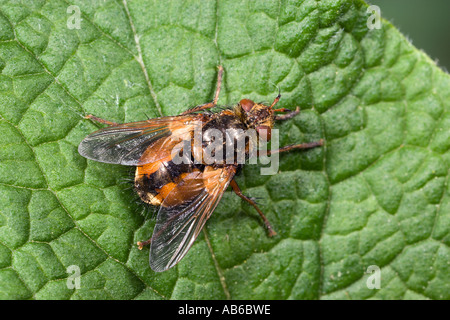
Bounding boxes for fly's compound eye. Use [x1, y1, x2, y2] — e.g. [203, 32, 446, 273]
[240, 99, 255, 112]
[256, 125, 271, 141]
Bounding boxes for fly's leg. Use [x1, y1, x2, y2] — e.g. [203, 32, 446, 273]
[84, 114, 119, 126]
[211, 65, 224, 106]
[137, 239, 151, 250]
[182, 65, 224, 115]
[230, 179, 277, 237]
[274, 106, 300, 121]
[259, 139, 324, 157]
[270, 90, 299, 120]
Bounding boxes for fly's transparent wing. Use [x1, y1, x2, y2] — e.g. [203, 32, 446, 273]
[149, 166, 236, 272]
[78, 115, 202, 166]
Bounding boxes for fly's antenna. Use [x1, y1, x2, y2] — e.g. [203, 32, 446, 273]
[270, 92, 281, 109]
[268, 82, 282, 109]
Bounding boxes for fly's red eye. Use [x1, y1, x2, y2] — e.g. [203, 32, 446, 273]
[240, 99, 255, 112]
[256, 125, 271, 141]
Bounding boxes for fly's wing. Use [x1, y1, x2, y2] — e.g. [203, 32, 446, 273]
[149, 166, 237, 272]
[78, 115, 203, 166]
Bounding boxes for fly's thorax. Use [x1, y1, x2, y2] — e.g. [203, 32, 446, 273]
[195, 111, 256, 165]
[246, 104, 275, 128]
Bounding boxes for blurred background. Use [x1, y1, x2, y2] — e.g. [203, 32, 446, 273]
[368, 0, 450, 71]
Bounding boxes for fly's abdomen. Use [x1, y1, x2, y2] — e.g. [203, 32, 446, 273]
[135, 159, 199, 206]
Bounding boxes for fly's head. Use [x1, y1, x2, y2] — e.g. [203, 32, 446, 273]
[237, 99, 275, 141]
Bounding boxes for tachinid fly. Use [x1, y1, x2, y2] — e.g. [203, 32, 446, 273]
[78, 66, 323, 272]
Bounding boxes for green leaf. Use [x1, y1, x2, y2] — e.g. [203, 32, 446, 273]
[0, 0, 449, 300]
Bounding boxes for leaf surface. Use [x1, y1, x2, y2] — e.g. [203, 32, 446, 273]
[0, 0, 449, 300]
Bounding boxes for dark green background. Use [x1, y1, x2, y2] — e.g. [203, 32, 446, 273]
[369, 0, 450, 71]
